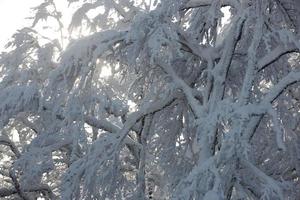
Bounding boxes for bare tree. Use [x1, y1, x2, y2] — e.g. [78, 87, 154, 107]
[0, 0, 300, 199]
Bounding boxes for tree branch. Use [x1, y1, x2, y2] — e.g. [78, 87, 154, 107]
[0, 188, 17, 198]
[258, 45, 298, 72]
[84, 115, 120, 133]
[0, 134, 21, 158]
[264, 71, 300, 103]
[183, 0, 240, 10]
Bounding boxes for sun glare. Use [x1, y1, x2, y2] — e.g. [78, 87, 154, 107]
[100, 65, 112, 78]
[0, 0, 159, 52]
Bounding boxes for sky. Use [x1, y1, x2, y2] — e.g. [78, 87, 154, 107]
[0, 0, 115, 79]
[0, 0, 73, 51]
[0, 1, 231, 52]
[0, 0, 41, 50]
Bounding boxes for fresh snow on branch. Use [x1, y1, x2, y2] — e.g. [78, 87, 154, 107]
[0, 0, 300, 199]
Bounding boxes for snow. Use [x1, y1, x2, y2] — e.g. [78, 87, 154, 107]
[1, 0, 300, 199]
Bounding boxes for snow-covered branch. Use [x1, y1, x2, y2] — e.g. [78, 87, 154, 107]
[258, 45, 298, 72]
[1, 0, 299, 199]
[183, 0, 240, 10]
[264, 71, 300, 103]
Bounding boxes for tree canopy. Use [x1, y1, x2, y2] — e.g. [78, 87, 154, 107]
[0, 0, 300, 199]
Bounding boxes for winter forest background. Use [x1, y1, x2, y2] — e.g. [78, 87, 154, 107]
[0, 0, 300, 199]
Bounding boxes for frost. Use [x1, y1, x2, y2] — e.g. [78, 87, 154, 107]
[1, 0, 300, 199]
[0, 83, 39, 127]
